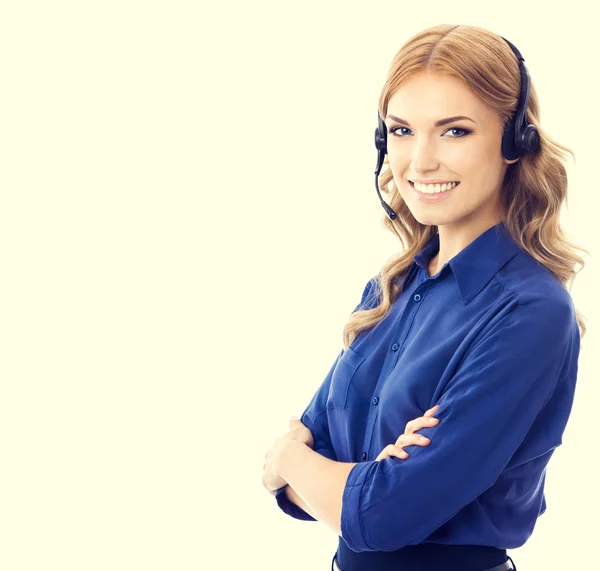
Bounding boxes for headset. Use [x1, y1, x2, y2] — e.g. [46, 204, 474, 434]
[373, 34, 541, 221]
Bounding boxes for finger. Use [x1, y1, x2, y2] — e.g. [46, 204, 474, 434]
[392, 446, 409, 459]
[405, 405, 440, 434]
[378, 448, 408, 461]
[376, 445, 395, 461]
[395, 433, 430, 447]
[421, 414, 439, 427]
[418, 410, 440, 430]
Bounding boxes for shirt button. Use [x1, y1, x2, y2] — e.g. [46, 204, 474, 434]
[372, 396, 379, 406]
[391, 342, 399, 351]
[361, 452, 367, 460]
[413, 293, 421, 302]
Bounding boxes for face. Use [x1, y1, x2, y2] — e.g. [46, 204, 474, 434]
[385, 71, 519, 231]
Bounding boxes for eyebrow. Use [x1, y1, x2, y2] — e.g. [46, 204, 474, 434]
[385, 114, 477, 127]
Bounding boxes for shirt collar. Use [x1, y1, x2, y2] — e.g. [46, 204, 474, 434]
[413, 221, 523, 304]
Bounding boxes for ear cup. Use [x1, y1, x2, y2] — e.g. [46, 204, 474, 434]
[501, 106, 540, 161]
[501, 120, 520, 161]
[519, 124, 540, 154]
[375, 113, 387, 155]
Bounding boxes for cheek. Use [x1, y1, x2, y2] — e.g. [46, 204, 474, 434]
[388, 164, 408, 192]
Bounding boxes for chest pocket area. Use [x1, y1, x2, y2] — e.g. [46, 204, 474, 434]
[327, 345, 366, 410]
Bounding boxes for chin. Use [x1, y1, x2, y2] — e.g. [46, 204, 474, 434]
[411, 211, 453, 226]
[414, 216, 441, 226]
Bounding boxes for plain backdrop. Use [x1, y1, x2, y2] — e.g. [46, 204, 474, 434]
[1, 1, 597, 570]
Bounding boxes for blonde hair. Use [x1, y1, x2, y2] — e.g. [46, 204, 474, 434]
[342, 24, 588, 349]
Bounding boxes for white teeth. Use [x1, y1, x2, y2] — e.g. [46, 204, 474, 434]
[413, 181, 459, 193]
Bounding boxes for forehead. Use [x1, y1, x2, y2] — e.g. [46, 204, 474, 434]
[387, 72, 492, 123]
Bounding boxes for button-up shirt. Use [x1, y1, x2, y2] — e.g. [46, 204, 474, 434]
[274, 221, 580, 553]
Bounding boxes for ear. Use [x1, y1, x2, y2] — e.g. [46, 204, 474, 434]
[503, 157, 521, 166]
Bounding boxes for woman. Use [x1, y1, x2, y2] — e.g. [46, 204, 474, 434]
[262, 24, 587, 571]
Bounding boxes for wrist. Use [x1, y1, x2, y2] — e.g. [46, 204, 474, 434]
[275, 440, 305, 478]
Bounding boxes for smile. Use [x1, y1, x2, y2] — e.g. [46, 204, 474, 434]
[411, 181, 459, 193]
[409, 180, 460, 201]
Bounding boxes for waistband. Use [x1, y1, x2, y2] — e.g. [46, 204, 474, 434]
[332, 552, 516, 571]
[335, 537, 511, 571]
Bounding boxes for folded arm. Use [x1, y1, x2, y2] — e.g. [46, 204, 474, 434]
[341, 296, 579, 552]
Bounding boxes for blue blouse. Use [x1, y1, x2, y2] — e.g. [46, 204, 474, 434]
[274, 221, 580, 554]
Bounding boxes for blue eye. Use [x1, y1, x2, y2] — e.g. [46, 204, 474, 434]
[389, 126, 411, 137]
[388, 126, 471, 138]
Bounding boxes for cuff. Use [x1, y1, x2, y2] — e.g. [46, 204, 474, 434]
[340, 460, 378, 552]
[274, 485, 317, 521]
[273, 447, 337, 522]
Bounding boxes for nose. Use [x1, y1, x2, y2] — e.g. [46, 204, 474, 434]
[410, 137, 440, 172]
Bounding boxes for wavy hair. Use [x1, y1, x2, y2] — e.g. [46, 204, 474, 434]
[342, 24, 588, 349]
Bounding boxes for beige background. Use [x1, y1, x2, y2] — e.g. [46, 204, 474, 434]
[1, 1, 597, 569]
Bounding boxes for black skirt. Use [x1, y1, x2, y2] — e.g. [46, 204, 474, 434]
[335, 537, 510, 571]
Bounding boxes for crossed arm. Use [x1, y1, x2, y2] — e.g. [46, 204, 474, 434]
[275, 441, 358, 536]
[273, 297, 577, 552]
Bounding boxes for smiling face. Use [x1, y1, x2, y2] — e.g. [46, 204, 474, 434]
[385, 71, 519, 232]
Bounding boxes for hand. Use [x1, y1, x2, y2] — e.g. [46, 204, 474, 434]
[286, 416, 315, 449]
[375, 404, 440, 461]
[262, 416, 314, 495]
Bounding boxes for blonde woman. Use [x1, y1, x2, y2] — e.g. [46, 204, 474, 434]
[262, 23, 586, 571]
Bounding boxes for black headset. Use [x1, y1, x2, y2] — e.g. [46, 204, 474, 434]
[373, 35, 541, 221]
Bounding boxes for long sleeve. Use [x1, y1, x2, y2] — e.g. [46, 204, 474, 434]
[341, 295, 579, 551]
[275, 276, 379, 520]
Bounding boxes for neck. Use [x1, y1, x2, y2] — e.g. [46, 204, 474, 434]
[434, 217, 505, 272]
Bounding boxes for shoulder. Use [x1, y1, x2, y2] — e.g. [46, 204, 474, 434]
[355, 274, 382, 311]
[489, 251, 577, 350]
[495, 249, 575, 319]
